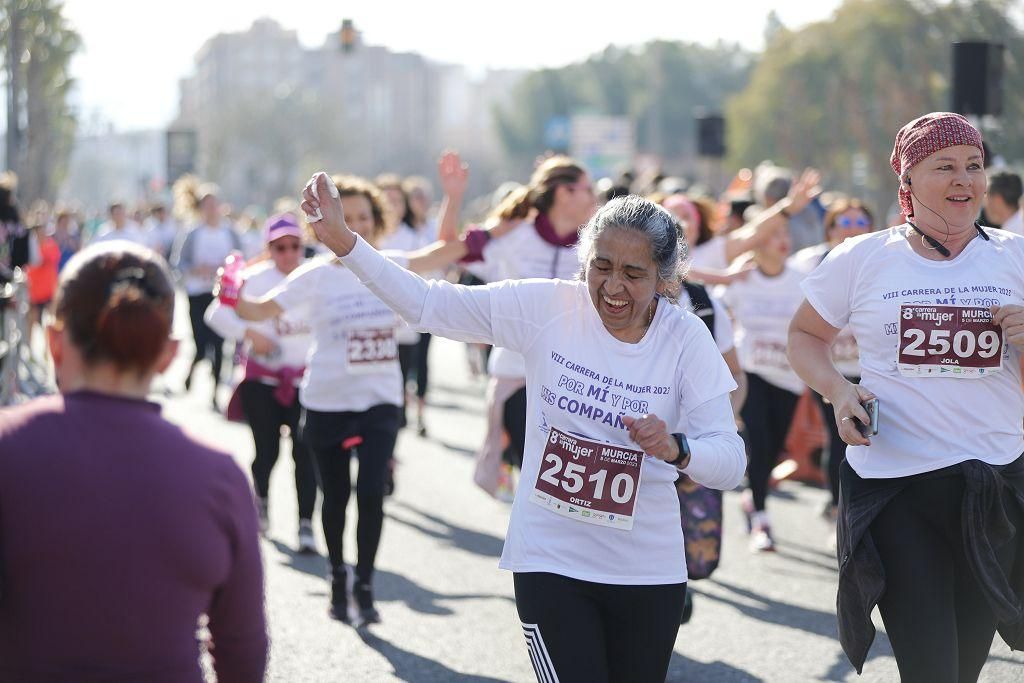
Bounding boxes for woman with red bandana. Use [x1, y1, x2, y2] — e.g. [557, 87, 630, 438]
[789, 112, 1024, 680]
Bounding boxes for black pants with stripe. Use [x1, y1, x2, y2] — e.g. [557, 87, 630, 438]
[513, 572, 685, 683]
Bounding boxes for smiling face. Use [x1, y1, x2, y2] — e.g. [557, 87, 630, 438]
[269, 235, 303, 274]
[907, 144, 986, 230]
[555, 172, 598, 228]
[585, 226, 664, 343]
[342, 194, 377, 243]
[828, 207, 873, 246]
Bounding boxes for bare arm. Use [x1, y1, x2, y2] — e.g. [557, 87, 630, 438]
[723, 168, 821, 264]
[436, 151, 468, 243]
[234, 295, 284, 322]
[721, 348, 747, 418]
[788, 300, 874, 446]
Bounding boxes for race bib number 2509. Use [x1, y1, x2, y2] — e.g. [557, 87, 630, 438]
[529, 427, 643, 531]
[897, 305, 1003, 378]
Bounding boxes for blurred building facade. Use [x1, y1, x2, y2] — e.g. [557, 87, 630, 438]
[174, 18, 524, 207]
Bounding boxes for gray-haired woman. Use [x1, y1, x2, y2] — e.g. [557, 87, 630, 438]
[302, 173, 745, 683]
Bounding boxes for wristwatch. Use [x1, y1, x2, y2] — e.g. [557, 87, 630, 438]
[668, 433, 691, 468]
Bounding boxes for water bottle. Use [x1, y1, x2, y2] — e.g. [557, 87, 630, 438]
[215, 251, 245, 307]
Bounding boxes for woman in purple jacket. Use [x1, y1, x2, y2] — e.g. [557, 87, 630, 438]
[0, 242, 267, 682]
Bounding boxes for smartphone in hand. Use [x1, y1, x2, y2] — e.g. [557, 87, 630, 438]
[858, 398, 879, 437]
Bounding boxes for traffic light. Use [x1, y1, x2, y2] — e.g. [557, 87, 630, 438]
[339, 19, 357, 53]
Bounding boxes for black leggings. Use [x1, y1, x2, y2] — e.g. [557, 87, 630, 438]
[187, 292, 224, 388]
[813, 383, 858, 508]
[740, 373, 800, 511]
[513, 572, 685, 683]
[397, 333, 433, 400]
[869, 470, 1020, 683]
[239, 381, 317, 520]
[303, 404, 399, 583]
[502, 386, 527, 468]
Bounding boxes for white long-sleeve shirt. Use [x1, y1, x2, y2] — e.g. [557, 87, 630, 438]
[341, 235, 745, 585]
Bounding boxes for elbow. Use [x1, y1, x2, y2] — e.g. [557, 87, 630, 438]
[720, 434, 747, 490]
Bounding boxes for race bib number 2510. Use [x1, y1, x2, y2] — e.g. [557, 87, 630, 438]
[897, 305, 1003, 378]
[529, 427, 643, 531]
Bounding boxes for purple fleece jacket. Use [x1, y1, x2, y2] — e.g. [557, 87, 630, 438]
[0, 391, 267, 682]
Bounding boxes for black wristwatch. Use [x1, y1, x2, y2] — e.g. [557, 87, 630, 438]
[668, 433, 691, 468]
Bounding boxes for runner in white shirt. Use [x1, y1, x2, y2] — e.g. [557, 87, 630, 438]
[302, 176, 745, 683]
[447, 156, 597, 500]
[722, 226, 806, 552]
[658, 171, 821, 287]
[205, 213, 317, 553]
[170, 181, 242, 408]
[789, 113, 1024, 680]
[232, 175, 473, 627]
[91, 202, 150, 248]
[789, 198, 874, 523]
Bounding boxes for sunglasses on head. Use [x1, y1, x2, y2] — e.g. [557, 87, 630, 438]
[836, 216, 870, 228]
[271, 242, 302, 252]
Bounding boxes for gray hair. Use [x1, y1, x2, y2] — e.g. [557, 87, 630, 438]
[576, 195, 689, 302]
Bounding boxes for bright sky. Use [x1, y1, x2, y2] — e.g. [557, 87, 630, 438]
[61, 0, 844, 131]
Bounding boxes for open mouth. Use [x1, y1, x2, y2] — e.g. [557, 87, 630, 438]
[602, 294, 630, 313]
[946, 195, 972, 204]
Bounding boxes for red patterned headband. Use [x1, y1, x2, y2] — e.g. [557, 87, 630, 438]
[889, 112, 984, 218]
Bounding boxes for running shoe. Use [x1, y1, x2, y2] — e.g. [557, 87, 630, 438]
[256, 497, 269, 536]
[750, 525, 776, 553]
[328, 567, 351, 624]
[354, 580, 380, 625]
[297, 519, 316, 554]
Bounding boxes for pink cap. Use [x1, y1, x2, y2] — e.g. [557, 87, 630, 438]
[264, 212, 303, 243]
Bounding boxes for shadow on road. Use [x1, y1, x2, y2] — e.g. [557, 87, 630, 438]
[373, 568, 515, 617]
[356, 629, 508, 682]
[388, 501, 506, 558]
[698, 578, 893, 681]
[268, 539, 325, 580]
[432, 440, 477, 458]
[666, 652, 763, 682]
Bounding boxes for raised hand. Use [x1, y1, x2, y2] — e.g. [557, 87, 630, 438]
[301, 173, 355, 256]
[787, 168, 822, 214]
[438, 150, 469, 199]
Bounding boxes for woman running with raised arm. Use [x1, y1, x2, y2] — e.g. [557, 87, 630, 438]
[302, 172, 745, 683]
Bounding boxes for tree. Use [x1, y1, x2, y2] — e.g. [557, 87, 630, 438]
[1, 0, 80, 204]
[726, 0, 1024, 217]
[493, 41, 754, 177]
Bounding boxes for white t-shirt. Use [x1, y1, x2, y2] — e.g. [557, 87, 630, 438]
[801, 226, 1024, 478]
[91, 222, 150, 248]
[183, 223, 238, 295]
[1000, 209, 1024, 237]
[466, 220, 581, 378]
[789, 243, 861, 378]
[690, 235, 729, 271]
[205, 260, 312, 372]
[268, 255, 404, 412]
[722, 265, 806, 394]
[340, 235, 746, 585]
[679, 286, 735, 354]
